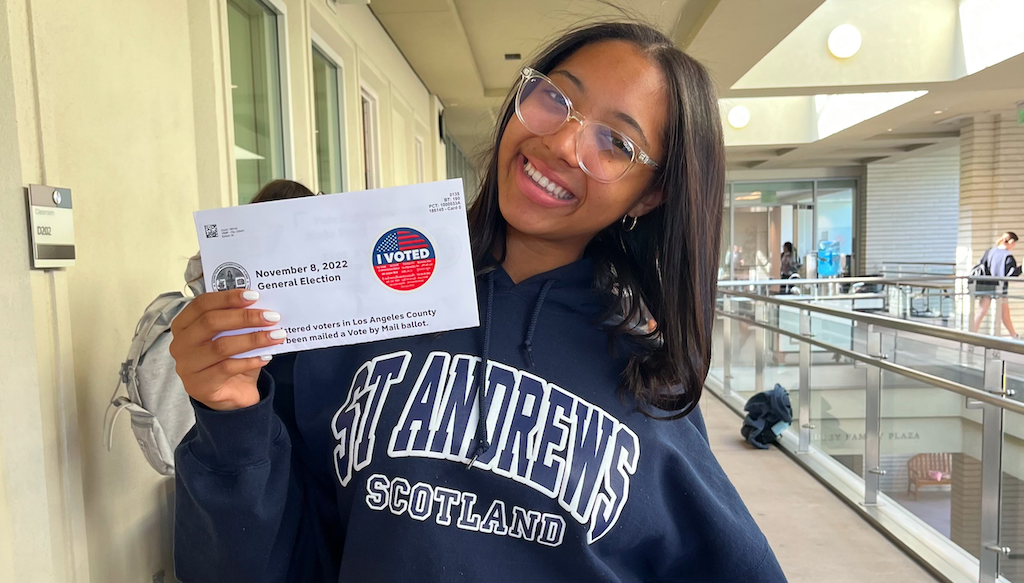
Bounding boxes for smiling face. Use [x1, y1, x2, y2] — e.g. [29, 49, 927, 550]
[496, 40, 669, 251]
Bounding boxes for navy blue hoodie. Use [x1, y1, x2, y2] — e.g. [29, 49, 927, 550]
[174, 259, 787, 583]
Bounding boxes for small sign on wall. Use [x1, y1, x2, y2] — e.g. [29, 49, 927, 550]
[28, 184, 75, 269]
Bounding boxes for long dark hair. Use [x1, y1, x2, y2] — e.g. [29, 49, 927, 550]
[466, 22, 725, 419]
[251, 179, 315, 203]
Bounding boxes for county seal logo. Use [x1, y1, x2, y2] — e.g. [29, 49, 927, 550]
[211, 262, 250, 291]
[372, 227, 436, 291]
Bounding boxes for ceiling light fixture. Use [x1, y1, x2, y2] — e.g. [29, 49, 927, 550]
[728, 105, 750, 129]
[828, 24, 862, 59]
[933, 110, 944, 115]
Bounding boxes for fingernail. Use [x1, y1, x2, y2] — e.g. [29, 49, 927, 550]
[263, 311, 281, 322]
[269, 329, 287, 340]
[260, 355, 273, 361]
[243, 291, 260, 301]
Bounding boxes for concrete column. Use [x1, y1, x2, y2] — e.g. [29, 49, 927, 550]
[0, 3, 71, 581]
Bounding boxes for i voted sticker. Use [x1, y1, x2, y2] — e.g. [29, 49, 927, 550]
[372, 227, 436, 291]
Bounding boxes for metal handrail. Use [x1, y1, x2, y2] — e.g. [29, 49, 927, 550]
[720, 288, 1024, 356]
[883, 270, 957, 277]
[807, 293, 887, 301]
[717, 310, 1024, 416]
[888, 288, 1024, 301]
[719, 275, 915, 287]
[718, 274, 1024, 287]
[881, 261, 957, 267]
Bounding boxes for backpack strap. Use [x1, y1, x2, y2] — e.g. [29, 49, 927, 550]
[972, 249, 992, 279]
[104, 292, 188, 451]
[106, 394, 132, 451]
[105, 396, 161, 451]
[104, 362, 147, 452]
[104, 378, 133, 451]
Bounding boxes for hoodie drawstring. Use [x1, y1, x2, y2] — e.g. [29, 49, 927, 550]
[468, 271, 496, 467]
[520, 279, 555, 368]
[467, 274, 557, 468]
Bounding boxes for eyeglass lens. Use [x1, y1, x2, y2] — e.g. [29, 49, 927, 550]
[517, 75, 637, 182]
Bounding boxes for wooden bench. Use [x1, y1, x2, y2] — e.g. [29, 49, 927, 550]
[907, 453, 953, 499]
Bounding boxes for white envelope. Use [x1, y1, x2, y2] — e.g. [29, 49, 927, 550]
[193, 179, 479, 357]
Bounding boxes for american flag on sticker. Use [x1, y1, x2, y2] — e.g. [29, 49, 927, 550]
[397, 230, 428, 251]
[372, 227, 437, 291]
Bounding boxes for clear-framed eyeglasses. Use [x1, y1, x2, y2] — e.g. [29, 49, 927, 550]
[514, 67, 660, 183]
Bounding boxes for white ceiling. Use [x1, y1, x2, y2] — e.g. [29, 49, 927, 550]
[371, 0, 716, 155]
[371, 0, 1024, 171]
[724, 59, 1024, 171]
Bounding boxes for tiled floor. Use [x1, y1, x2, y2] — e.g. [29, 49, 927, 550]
[701, 393, 940, 583]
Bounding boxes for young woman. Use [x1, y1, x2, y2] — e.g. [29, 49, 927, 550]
[170, 23, 786, 582]
[971, 232, 1021, 337]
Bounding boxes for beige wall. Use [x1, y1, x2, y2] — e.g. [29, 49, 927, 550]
[0, 0, 442, 582]
[0, 3, 64, 581]
[7, 0, 204, 580]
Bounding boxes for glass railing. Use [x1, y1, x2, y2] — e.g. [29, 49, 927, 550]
[719, 274, 1024, 340]
[711, 286, 1024, 583]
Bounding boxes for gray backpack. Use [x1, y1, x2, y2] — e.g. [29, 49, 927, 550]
[104, 291, 195, 476]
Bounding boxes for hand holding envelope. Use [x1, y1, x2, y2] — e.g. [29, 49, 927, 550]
[168, 289, 279, 411]
[191, 179, 480, 359]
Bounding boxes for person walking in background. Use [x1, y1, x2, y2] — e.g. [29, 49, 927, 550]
[730, 244, 745, 274]
[971, 232, 1022, 338]
[780, 241, 799, 293]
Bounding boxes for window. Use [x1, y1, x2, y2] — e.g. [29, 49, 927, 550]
[414, 137, 425, 183]
[816, 180, 855, 256]
[227, 0, 286, 203]
[312, 46, 345, 194]
[721, 179, 859, 280]
[360, 90, 380, 189]
[729, 181, 814, 281]
[444, 135, 479, 202]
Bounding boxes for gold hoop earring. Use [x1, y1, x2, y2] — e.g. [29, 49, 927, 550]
[621, 215, 638, 231]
